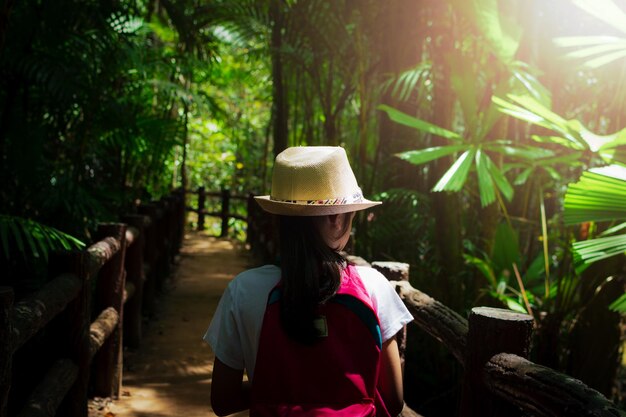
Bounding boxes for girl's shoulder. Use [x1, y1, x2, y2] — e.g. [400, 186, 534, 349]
[228, 264, 281, 300]
[353, 265, 389, 288]
[233, 264, 280, 281]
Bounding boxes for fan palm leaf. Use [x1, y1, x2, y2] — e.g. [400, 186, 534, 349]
[564, 166, 626, 224]
[564, 165, 626, 276]
[553, 0, 626, 69]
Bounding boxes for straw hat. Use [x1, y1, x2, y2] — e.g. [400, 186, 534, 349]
[255, 146, 381, 216]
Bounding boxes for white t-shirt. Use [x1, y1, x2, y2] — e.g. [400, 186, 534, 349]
[204, 264, 414, 381]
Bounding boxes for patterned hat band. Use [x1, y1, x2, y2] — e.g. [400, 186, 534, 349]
[270, 190, 365, 206]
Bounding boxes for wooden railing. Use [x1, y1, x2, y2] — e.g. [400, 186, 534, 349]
[185, 187, 250, 237]
[0, 191, 185, 417]
[354, 259, 625, 417]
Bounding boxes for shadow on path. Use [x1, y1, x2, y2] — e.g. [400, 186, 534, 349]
[90, 231, 252, 417]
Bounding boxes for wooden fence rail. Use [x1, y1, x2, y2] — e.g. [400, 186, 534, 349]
[185, 187, 249, 237]
[389, 278, 625, 417]
[0, 191, 185, 417]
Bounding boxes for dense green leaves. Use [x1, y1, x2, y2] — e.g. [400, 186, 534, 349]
[494, 94, 626, 164]
[0, 216, 84, 261]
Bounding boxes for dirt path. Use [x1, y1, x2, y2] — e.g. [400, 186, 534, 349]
[90, 231, 252, 417]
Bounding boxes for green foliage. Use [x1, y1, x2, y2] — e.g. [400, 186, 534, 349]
[464, 222, 535, 314]
[564, 166, 626, 275]
[493, 94, 626, 164]
[358, 188, 436, 285]
[0, 216, 84, 261]
[381, 104, 542, 207]
[564, 166, 626, 224]
[0, 1, 191, 239]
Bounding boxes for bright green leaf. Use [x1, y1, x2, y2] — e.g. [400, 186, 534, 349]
[600, 222, 626, 237]
[433, 148, 477, 192]
[514, 167, 533, 186]
[486, 144, 555, 160]
[475, 149, 497, 207]
[564, 167, 626, 224]
[378, 104, 462, 141]
[573, 234, 626, 270]
[504, 297, 528, 314]
[396, 145, 468, 166]
[464, 254, 497, 287]
[485, 155, 514, 202]
[492, 223, 521, 273]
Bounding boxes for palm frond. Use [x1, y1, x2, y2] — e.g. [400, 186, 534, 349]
[564, 166, 626, 225]
[572, 234, 626, 270]
[0, 215, 85, 261]
[381, 62, 432, 102]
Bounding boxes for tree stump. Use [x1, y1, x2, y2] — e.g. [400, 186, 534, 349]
[460, 307, 533, 417]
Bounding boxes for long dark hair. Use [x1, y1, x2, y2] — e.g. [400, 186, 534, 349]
[278, 215, 348, 345]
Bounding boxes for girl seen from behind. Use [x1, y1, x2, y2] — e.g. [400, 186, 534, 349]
[205, 146, 413, 416]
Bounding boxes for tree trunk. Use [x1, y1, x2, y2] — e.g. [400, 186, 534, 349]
[270, 0, 288, 157]
[376, 0, 423, 191]
[429, 3, 463, 311]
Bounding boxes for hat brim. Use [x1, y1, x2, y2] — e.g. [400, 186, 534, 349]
[254, 195, 381, 216]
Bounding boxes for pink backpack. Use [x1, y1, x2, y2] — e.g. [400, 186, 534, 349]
[250, 265, 391, 417]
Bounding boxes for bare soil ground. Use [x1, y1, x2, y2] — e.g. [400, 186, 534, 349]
[89, 231, 252, 417]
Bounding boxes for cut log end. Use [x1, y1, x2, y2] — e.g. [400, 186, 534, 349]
[372, 261, 409, 281]
[472, 306, 533, 323]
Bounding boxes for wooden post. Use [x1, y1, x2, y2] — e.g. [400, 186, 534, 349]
[178, 188, 186, 250]
[92, 223, 127, 399]
[246, 193, 255, 246]
[0, 287, 14, 417]
[197, 186, 206, 231]
[171, 190, 185, 252]
[49, 251, 90, 417]
[122, 215, 146, 349]
[153, 199, 169, 290]
[165, 195, 179, 260]
[138, 204, 157, 316]
[220, 188, 230, 238]
[460, 307, 534, 417]
[160, 197, 174, 264]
